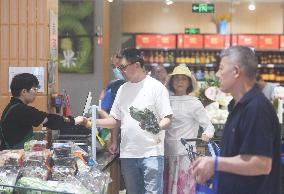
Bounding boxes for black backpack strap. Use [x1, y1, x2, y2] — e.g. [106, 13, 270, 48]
[0, 103, 20, 149]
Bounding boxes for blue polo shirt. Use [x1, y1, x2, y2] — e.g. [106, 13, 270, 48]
[218, 85, 281, 194]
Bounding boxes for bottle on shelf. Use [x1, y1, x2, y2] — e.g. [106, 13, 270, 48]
[158, 51, 164, 64]
[185, 51, 190, 64]
[169, 51, 175, 64]
[149, 51, 154, 63]
[154, 51, 159, 63]
[195, 51, 200, 64]
[200, 51, 206, 64]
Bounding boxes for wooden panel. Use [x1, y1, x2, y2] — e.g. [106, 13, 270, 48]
[0, 0, 9, 24]
[0, 61, 10, 95]
[37, 0, 47, 25]
[19, 25, 28, 60]
[19, 0, 28, 24]
[28, 25, 37, 60]
[0, 25, 9, 60]
[9, 25, 19, 60]
[37, 25, 48, 60]
[28, 0, 37, 24]
[9, 0, 18, 24]
[0, 96, 10, 117]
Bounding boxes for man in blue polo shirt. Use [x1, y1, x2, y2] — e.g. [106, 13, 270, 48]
[193, 46, 281, 194]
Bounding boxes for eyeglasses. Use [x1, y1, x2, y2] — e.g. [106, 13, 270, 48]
[29, 87, 40, 93]
[117, 61, 136, 70]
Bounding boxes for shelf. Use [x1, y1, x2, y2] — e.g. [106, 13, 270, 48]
[258, 64, 284, 68]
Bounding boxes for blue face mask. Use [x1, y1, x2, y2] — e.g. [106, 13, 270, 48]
[112, 68, 125, 80]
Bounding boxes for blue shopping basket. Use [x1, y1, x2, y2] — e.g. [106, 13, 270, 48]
[196, 141, 220, 194]
[181, 138, 220, 194]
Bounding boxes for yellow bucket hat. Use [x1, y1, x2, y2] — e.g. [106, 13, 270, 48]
[168, 64, 198, 92]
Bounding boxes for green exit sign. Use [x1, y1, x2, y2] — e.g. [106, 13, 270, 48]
[192, 3, 215, 13]
[185, 28, 200, 34]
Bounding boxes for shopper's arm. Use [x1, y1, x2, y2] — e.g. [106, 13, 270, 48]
[159, 115, 172, 129]
[96, 116, 118, 129]
[108, 120, 121, 154]
[192, 154, 272, 183]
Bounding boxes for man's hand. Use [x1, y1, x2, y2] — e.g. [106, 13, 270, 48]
[108, 142, 118, 155]
[192, 156, 215, 184]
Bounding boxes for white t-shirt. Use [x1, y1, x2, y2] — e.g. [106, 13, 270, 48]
[110, 76, 173, 158]
[165, 95, 215, 156]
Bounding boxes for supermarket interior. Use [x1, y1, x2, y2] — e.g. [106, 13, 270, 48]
[0, 0, 284, 193]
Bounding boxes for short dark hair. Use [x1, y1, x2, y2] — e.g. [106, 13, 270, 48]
[220, 46, 258, 80]
[120, 48, 144, 68]
[10, 73, 39, 97]
[168, 75, 193, 95]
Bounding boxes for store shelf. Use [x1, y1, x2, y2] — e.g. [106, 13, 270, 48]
[258, 64, 284, 69]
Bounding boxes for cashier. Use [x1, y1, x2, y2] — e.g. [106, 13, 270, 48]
[0, 73, 85, 150]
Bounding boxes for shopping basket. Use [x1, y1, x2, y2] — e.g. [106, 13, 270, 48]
[181, 138, 220, 194]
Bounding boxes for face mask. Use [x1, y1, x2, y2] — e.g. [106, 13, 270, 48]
[112, 68, 125, 80]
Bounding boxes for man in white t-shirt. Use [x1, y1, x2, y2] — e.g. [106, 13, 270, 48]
[96, 48, 173, 194]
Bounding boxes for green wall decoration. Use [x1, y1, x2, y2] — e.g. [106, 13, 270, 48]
[58, 0, 94, 73]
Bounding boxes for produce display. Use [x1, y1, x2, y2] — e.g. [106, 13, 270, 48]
[0, 141, 111, 193]
[129, 106, 160, 134]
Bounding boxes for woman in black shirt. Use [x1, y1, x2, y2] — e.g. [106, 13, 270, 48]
[0, 73, 85, 150]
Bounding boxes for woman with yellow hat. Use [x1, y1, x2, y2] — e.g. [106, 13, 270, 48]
[164, 64, 215, 194]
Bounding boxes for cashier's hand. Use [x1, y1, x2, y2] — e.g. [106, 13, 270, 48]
[192, 156, 215, 184]
[74, 116, 87, 125]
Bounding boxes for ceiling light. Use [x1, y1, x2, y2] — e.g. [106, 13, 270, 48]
[165, 0, 173, 5]
[108, 0, 113, 2]
[248, 2, 256, 11]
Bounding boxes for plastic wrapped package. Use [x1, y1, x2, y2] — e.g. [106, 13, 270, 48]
[56, 176, 92, 194]
[0, 166, 20, 193]
[52, 143, 71, 157]
[76, 166, 111, 194]
[0, 150, 24, 167]
[27, 140, 47, 151]
[23, 150, 51, 167]
[21, 166, 50, 180]
[52, 156, 77, 167]
[52, 166, 77, 181]
[15, 177, 58, 193]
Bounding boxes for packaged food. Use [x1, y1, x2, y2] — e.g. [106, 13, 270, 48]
[52, 166, 77, 181]
[53, 143, 71, 157]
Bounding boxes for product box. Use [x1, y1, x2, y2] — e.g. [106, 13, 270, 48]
[135, 34, 158, 49]
[136, 34, 176, 49]
[181, 34, 203, 48]
[204, 34, 229, 49]
[258, 35, 279, 49]
[279, 35, 284, 50]
[237, 35, 258, 48]
[156, 34, 176, 49]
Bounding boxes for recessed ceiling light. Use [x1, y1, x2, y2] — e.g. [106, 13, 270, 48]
[248, 2, 256, 11]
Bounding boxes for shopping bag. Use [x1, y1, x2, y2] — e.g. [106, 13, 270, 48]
[196, 141, 220, 194]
